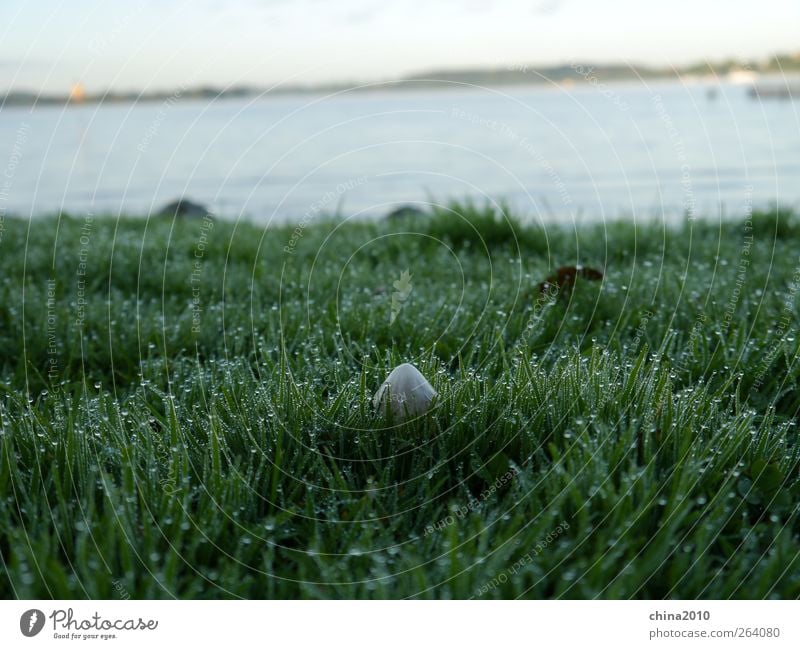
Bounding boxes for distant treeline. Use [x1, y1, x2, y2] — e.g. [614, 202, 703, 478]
[3, 52, 799, 108]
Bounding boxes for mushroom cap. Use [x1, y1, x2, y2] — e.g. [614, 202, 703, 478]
[373, 363, 437, 419]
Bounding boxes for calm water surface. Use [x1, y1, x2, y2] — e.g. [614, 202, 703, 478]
[2, 78, 798, 223]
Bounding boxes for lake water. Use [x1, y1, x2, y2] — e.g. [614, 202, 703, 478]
[2, 78, 798, 224]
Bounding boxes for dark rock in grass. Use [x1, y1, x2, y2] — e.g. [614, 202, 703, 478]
[386, 205, 426, 220]
[158, 198, 212, 219]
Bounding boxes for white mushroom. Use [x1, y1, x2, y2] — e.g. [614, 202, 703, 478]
[373, 363, 437, 420]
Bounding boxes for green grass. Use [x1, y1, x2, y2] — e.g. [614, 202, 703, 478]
[1, 203, 800, 598]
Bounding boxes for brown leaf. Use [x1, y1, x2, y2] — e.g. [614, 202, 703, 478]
[538, 265, 603, 296]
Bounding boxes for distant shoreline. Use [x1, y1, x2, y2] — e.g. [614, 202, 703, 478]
[3, 53, 799, 109]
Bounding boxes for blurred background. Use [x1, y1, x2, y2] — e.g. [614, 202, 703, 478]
[1, 0, 798, 223]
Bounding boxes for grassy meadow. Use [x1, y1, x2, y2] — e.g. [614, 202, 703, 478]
[1, 203, 800, 598]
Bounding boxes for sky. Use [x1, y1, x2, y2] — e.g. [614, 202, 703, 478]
[1, 0, 799, 93]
